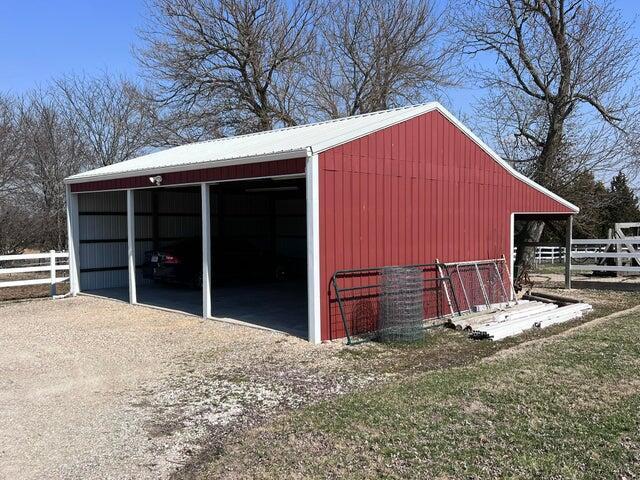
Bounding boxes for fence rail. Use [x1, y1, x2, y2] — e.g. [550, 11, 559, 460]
[516, 241, 640, 275]
[0, 251, 70, 295]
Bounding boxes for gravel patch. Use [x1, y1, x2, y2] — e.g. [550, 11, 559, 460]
[0, 295, 372, 479]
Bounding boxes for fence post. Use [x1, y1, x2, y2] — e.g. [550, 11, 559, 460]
[50, 250, 56, 297]
[565, 216, 572, 289]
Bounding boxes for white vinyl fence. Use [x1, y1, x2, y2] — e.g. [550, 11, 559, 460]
[516, 240, 640, 275]
[571, 238, 640, 274]
[0, 251, 70, 296]
[513, 246, 566, 265]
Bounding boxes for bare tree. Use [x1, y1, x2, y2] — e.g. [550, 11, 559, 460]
[55, 73, 155, 167]
[456, 0, 640, 270]
[137, 0, 321, 136]
[311, 0, 457, 118]
[0, 95, 24, 201]
[0, 94, 35, 254]
[19, 90, 88, 250]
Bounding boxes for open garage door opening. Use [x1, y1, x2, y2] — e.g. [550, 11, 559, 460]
[77, 187, 204, 314]
[77, 191, 131, 300]
[209, 177, 308, 338]
[135, 186, 203, 315]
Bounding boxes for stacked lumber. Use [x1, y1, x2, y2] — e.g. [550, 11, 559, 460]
[449, 300, 592, 341]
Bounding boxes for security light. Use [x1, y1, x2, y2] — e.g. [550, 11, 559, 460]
[149, 175, 163, 186]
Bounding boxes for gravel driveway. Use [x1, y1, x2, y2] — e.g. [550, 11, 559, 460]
[0, 296, 368, 480]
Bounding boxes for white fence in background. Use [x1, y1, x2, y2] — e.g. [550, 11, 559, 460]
[515, 239, 640, 275]
[571, 238, 640, 274]
[0, 251, 70, 296]
[513, 246, 566, 265]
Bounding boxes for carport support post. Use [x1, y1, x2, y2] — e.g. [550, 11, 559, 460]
[127, 189, 137, 304]
[201, 183, 212, 319]
[65, 185, 80, 296]
[306, 152, 321, 344]
[565, 215, 572, 289]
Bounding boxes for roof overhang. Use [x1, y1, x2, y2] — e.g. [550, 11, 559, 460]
[64, 147, 311, 184]
[432, 105, 579, 213]
[63, 102, 578, 213]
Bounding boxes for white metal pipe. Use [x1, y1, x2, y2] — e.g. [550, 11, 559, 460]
[484, 304, 590, 340]
[478, 305, 560, 334]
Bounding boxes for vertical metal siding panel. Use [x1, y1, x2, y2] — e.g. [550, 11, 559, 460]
[320, 164, 331, 341]
[78, 191, 129, 290]
[436, 115, 443, 259]
[373, 170, 381, 267]
[317, 109, 574, 340]
[427, 115, 435, 261]
[396, 125, 404, 263]
[417, 117, 425, 261]
[352, 156, 360, 270]
[369, 169, 376, 268]
[344, 170, 352, 269]
[383, 168, 391, 265]
[448, 123, 455, 262]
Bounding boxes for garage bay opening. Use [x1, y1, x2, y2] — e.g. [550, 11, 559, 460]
[209, 178, 308, 338]
[136, 186, 203, 315]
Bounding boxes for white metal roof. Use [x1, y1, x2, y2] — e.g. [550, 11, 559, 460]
[66, 103, 439, 182]
[65, 102, 578, 212]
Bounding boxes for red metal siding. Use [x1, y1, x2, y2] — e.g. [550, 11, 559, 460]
[319, 109, 572, 340]
[70, 158, 306, 193]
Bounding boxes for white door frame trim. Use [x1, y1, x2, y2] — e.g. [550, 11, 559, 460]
[126, 189, 137, 304]
[65, 185, 81, 295]
[306, 153, 321, 344]
[201, 183, 212, 318]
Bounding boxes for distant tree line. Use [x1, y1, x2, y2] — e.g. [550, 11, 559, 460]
[0, 0, 639, 260]
[562, 171, 640, 239]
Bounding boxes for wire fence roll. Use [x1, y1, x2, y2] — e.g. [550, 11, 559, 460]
[378, 266, 425, 343]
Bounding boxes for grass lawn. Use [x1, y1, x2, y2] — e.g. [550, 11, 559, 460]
[193, 304, 640, 479]
[531, 262, 566, 274]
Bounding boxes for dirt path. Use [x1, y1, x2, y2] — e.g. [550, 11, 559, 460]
[0, 296, 365, 480]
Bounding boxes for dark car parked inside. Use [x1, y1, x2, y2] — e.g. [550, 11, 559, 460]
[143, 236, 306, 288]
[142, 238, 202, 288]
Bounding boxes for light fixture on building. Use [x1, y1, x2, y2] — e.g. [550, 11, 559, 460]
[149, 175, 163, 186]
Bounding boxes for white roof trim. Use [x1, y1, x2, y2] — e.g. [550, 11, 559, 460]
[65, 148, 310, 184]
[64, 101, 578, 212]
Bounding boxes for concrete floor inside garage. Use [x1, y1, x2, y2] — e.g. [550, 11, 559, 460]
[85, 281, 307, 338]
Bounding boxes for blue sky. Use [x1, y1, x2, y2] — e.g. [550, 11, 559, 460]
[1, 0, 638, 113]
[0, 0, 143, 93]
[1, 0, 639, 184]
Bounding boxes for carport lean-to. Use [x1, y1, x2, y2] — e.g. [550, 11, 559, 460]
[65, 103, 578, 344]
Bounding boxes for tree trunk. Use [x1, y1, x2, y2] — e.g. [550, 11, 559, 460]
[514, 220, 545, 281]
[514, 112, 564, 277]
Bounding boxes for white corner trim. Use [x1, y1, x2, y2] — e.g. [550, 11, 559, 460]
[65, 185, 80, 295]
[201, 183, 212, 319]
[509, 212, 515, 291]
[306, 153, 321, 344]
[126, 189, 137, 304]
